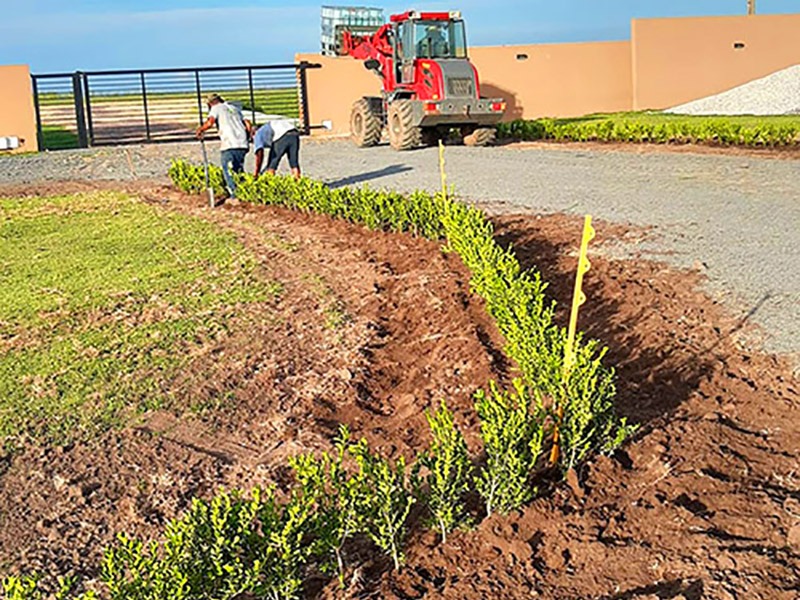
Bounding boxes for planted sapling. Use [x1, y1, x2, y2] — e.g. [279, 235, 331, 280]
[419, 400, 472, 542]
[289, 425, 364, 587]
[350, 439, 415, 571]
[474, 379, 544, 516]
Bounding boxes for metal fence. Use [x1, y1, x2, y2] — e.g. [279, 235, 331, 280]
[31, 63, 320, 150]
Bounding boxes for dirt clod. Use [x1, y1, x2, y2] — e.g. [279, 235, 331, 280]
[787, 523, 800, 548]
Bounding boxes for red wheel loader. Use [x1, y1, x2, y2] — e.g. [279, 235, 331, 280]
[336, 10, 506, 150]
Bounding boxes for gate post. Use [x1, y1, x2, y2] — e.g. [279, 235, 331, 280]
[247, 68, 256, 125]
[31, 76, 44, 151]
[298, 62, 311, 135]
[72, 72, 89, 148]
[82, 73, 95, 146]
[141, 72, 151, 141]
[195, 71, 204, 127]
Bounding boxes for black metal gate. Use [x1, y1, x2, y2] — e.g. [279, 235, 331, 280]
[31, 63, 319, 150]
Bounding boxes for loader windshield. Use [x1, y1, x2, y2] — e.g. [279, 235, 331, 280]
[413, 20, 467, 59]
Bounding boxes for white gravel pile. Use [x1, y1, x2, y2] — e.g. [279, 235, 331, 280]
[667, 64, 800, 115]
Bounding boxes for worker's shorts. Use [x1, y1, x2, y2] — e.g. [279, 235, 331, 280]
[267, 130, 300, 171]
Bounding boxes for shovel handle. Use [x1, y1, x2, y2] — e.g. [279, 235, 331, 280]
[200, 139, 214, 207]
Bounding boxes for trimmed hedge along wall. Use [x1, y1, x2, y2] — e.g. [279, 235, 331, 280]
[0, 165, 634, 600]
[498, 117, 800, 146]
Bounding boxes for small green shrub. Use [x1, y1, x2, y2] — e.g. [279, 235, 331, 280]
[102, 488, 313, 600]
[168, 160, 227, 198]
[349, 439, 415, 571]
[419, 400, 472, 541]
[288, 426, 365, 586]
[2, 576, 40, 600]
[1, 576, 94, 600]
[290, 429, 418, 576]
[553, 336, 636, 474]
[474, 379, 544, 516]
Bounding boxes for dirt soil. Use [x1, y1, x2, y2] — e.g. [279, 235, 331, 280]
[1, 183, 798, 599]
[374, 216, 800, 600]
[0, 182, 505, 580]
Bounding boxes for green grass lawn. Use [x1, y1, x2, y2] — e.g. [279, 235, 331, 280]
[499, 111, 800, 145]
[36, 88, 299, 149]
[41, 125, 79, 150]
[39, 88, 299, 117]
[0, 192, 280, 447]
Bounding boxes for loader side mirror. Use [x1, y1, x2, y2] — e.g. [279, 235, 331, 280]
[365, 58, 381, 72]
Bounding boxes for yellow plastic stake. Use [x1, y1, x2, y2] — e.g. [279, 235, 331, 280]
[438, 139, 447, 199]
[550, 214, 596, 466]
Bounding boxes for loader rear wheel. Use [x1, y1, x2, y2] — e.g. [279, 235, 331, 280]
[463, 126, 497, 147]
[388, 100, 421, 151]
[350, 98, 382, 147]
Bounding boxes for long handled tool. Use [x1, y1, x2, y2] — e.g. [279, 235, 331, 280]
[199, 136, 216, 208]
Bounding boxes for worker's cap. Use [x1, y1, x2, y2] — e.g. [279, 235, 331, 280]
[205, 93, 224, 104]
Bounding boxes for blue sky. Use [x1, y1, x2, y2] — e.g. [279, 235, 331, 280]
[2, 1, 797, 73]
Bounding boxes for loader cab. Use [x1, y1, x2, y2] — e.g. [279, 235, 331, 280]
[413, 19, 467, 59]
[391, 11, 467, 85]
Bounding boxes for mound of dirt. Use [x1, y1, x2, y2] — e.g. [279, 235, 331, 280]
[1, 184, 798, 599]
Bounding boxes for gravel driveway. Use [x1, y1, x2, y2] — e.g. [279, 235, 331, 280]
[2, 139, 798, 364]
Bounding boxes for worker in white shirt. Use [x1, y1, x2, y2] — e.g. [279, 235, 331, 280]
[195, 93, 252, 199]
[252, 119, 301, 179]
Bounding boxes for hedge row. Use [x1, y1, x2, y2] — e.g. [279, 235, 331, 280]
[498, 117, 800, 146]
[168, 159, 227, 198]
[171, 160, 633, 473]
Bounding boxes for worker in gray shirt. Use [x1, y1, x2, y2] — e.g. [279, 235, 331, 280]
[196, 93, 252, 198]
[252, 119, 301, 179]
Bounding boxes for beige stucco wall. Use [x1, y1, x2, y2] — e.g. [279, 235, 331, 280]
[0, 64, 38, 153]
[298, 54, 382, 136]
[632, 14, 800, 110]
[470, 41, 632, 119]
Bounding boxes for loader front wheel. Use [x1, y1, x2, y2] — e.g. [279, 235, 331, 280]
[350, 98, 382, 147]
[388, 100, 421, 151]
[463, 126, 497, 147]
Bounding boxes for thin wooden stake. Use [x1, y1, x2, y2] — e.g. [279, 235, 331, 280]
[439, 139, 447, 199]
